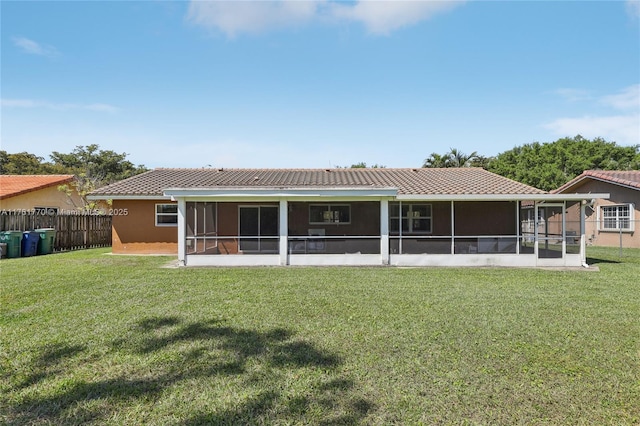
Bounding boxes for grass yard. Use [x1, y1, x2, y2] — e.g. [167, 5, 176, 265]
[1, 248, 639, 425]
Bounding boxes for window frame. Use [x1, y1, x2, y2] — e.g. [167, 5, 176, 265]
[390, 203, 433, 234]
[155, 203, 178, 227]
[599, 203, 634, 232]
[309, 204, 351, 225]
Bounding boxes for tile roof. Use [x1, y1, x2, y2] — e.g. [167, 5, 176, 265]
[553, 170, 640, 193]
[90, 168, 546, 197]
[0, 175, 75, 199]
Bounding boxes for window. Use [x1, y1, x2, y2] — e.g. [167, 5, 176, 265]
[309, 204, 350, 224]
[600, 204, 634, 231]
[156, 203, 178, 226]
[390, 203, 432, 234]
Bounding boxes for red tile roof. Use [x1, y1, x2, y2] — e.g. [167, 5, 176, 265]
[0, 175, 75, 199]
[553, 170, 640, 193]
[90, 168, 546, 197]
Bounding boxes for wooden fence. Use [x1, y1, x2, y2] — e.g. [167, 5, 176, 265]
[0, 211, 112, 252]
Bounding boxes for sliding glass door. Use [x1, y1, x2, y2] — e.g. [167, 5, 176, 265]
[239, 206, 279, 252]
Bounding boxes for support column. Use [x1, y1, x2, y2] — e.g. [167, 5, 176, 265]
[515, 201, 520, 255]
[451, 201, 455, 255]
[533, 202, 539, 259]
[380, 199, 389, 265]
[177, 198, 186, 266]
[279, 200, 288, 266]
[580, 202, 587, 265]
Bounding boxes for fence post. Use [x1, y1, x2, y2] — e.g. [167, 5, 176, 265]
[1, 211, 112, 252]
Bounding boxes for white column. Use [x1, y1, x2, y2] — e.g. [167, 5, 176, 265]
[177, 198, 186, 266]
[380, 199, 389, 265]
[580, 202, 587, 264]
[279, 200, 288, 266]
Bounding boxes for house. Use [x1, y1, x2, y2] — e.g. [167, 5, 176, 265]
[88, 167, 607, 267]
[0, 175, 83, 213]
[553, 170, 639, 249]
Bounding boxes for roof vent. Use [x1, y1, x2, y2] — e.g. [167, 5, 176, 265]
[218, 168, 224, 172]
[254, 176, 259, 181]
[412, 168, 419, 172]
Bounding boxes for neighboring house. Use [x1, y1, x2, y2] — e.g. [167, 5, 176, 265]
[0, 175, 83, 213]
[553, 170, 640, 249]
[88, 168, 607, 268]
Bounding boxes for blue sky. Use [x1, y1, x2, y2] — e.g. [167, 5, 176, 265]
[2, 1, 639, 169]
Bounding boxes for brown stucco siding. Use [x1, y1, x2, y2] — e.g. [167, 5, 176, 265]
[111, 200, 178, 254]
[454, 201, 517, 236]
[287, 202, 380, 236]
[567, 180, 639, 248]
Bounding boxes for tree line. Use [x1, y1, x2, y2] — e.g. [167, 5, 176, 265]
[1, 144, 148, 209]
[421, 136, 639, 191]
[2, 136, 639, 196]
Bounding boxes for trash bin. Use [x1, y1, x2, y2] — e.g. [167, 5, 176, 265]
[21, 231, 40, 257]
[35, 228, 57, 255]
[0, 231, 23, 258]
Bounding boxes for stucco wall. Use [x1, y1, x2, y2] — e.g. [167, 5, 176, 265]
[454, 201, 517, 236]
[113, 199, 524, 255]
[0, 185, 84, 211]
[111, 199, 178, 254]
[567, 180, 640, 248]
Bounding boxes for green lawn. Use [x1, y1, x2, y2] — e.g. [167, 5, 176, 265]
[1, 248, 639, 425]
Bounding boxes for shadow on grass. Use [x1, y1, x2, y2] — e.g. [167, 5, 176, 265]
[10, 342, 85, 391]
[586, 256, 621, 265]
[6, 316, 373, 425]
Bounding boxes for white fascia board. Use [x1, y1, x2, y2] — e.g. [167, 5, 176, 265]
[397, 193, 610, 202]
[86, 194, 171, 201]
[163, 187, 398, 199]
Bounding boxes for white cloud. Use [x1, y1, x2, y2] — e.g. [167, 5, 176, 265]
[627, 0, 640, 19]
[545, 85, 640, 145]
[600, 84, 640, 111]
[186, 1, 320, 37]
[1, 98, 119, 113]
[545, 115, 639, 146]
[329, 1, 464, 35]
[186, 0, 466, 37]
[554, 88, 592, 103]
[12, 36, 59, 57]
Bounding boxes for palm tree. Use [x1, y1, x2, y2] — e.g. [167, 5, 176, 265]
[447, 148, 478, 168]
[422, 152, 448, 168]
[422, 148, 478, 168]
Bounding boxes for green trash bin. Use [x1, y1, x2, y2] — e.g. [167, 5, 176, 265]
[35, 228, 57, 255]
[0, 231, 23, 258]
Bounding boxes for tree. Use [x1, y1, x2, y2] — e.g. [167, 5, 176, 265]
[0, 151, 55, 174]
[1, 145, 148, 210]
[49, 144, 147, 184]
[422, 148, 478, 168]
[488, 135, 640, 191]
[422, 152, 448, 168]
[49, 145, 148, 209]
[447, 148, 478, 168]
[336, 162, 386, 168]
[470, 155, 494, 169]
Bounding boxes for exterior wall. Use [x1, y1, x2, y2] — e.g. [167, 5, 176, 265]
[0, 185, 84, 211]
[287, 201, 380, 236]
[454, 201, 517, 235]
[566, 180, 640, 248]
[111, 199, 178, 254]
